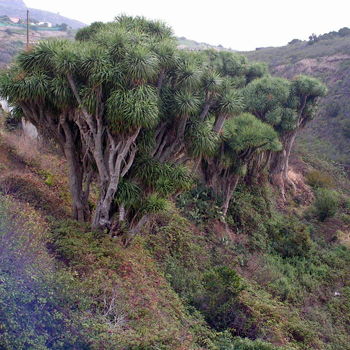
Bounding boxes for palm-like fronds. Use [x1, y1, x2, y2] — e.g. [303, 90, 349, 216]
[133, 157, 192, 193]
[279, 108, 298, 132]
[79, 46, 112, 78]
[134, 157, 172, 188]
[292, 75, 328, 97]
[154, 177, 175, 196]
[145, 19, 174, 40]
[123, 46, 159, 83]
[50, 75, 76, 109]
[224, 113, 281, 154]
[217, 89, 244, 117]
[186, 120, 219, 158]
[0, 68, 50, 103]
[16, 39, 67, 72]
[107, 84, 159, 131]
[175, 59, 202, 90]
[264, 107, 284, 125]
[173, 90, 201, 118]
[201, 69, 223, 94]
[170, 165, 193, 192]
[151, 39, 178, 71]
[244, 76, 291, 116]
[142, 193, 170, 214]
[54, 48, 79, 76]
[115, 179, 142, 207]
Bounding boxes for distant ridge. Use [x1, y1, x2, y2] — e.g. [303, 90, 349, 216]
[0, 0, 87, 29]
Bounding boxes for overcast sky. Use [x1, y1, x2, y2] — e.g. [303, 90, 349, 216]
[24, 0, 350, 51]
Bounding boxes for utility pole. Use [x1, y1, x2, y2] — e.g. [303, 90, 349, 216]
[27, 10, 30, 49]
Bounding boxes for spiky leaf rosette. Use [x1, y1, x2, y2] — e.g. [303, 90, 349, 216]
[115, 179, 142, 208]
[175, 58, 202, 90]
[172, 90, 201, 118]
[122, 46, 159, 83]
[201, 69, 223, 94]
[243, 76, 291, 117]
[151, 39, 178, 70]
[224, 113, 281, 154]
[142, 193, 170, 214]
[186, 120, 220, 158]
[0, 68, 50, 103]
[134, 157, 193, 194]
[170, 165, 193, 192]
[78, 46, 112, 80]
[15, 39, 69, 73]
[217, 89, 244, 117]
[50, 75, 76, 109]
[292, 75, 328, 97]
[107, 84, 160, 132]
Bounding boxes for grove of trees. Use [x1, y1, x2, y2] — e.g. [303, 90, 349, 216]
[0, 15, 327, 234]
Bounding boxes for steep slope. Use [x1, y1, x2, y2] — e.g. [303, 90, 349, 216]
[1, 123, 350, 349]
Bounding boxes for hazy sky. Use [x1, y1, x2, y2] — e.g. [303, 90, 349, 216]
[24, 0, 350, 51]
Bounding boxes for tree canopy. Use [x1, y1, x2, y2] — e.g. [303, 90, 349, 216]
[0, 15, 327, 232]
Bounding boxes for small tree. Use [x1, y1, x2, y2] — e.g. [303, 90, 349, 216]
[244, 75, 327, 199]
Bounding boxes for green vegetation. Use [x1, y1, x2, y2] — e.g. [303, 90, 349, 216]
[0, 15, 350, 350]
[1, 128, 350, 348]
[0, 16, 325, 234]
[245, 27, 350, 166]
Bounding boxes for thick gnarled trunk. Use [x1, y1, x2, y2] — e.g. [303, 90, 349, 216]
[91, 130, 140, 230]
[222, 174, 240, 217]
[270, 130, 297, 200]
[20, 103, 91, 222]
[63, 143, 91, 222]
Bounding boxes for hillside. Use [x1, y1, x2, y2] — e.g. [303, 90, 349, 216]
[1, 107, 350, 349]
[0, 0, 86, 29]
[1, 18, 350, 350]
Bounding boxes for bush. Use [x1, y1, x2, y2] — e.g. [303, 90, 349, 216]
[176, 184, 222, 225]
[341, 213, 350, 224]
[305, 170, 334, 189]
[193, 266, 245, 330]
[269, 216, 313, 258]
[314, 188, 339, 221]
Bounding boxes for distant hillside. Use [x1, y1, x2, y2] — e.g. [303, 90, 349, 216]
[177, 36, 236, 52]
[0, 25, 75, 70]
[244, 29, 350, 165]
[0, 0, 86, 29]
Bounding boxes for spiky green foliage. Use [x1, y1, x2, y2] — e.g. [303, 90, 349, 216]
[133, 157, 193, 194]
[173, 90, 201, 117]
[224, 113, 282, 153]
[243, 76, 291, 120]
[142, 193, 170, 214]
[107, 84, 160, 132]
[217, 89, 245, 116]
[115, 179, 142, 208]
[186, 120, 220, 158]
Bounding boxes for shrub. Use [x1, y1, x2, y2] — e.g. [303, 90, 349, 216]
[341, 213, 350, 224]
[269, 216, 313, 258]
[306, 170, 334, 189]
[176, 184, 222, 225]
[314, 188, 339, 221]
[193, 266, 245, 330]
